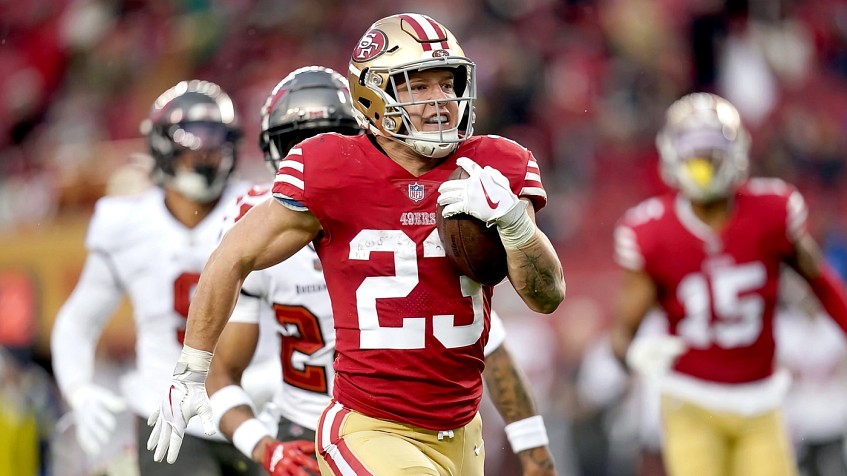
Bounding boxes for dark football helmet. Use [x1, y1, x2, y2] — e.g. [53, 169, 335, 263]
[140, 80, 241, 202]
[259, 66, 362, 173]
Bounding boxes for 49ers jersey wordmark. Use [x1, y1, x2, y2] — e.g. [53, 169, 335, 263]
[271, 133, 546, 430]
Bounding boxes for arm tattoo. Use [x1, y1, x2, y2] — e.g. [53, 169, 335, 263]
[484, 345, 537, 422]
[516, 248, 562, 309]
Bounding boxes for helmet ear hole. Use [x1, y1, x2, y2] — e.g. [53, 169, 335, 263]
[452, 66, 468, 97]
[458, 105, 473, 133]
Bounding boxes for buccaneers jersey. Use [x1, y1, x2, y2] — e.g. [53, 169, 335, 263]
[226, 184, 510, 431]
[615, 178, 807, 385]
[224, 183, 336, 430]
[271, 133, 545, 430]
[53, 184, 251, 440]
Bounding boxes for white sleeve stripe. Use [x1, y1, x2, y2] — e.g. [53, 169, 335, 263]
[287, 148, 303, 156]
[786, 191, 807, 241]
[615, 252, 644, 270]
[615, 253, 644, 270]
[273, 174, 304, 190]
[527, 160, 539, 169]
[615, 242, 644, 263]
[615, 228, 639, 249]
[520, 186, 547, 199]
[278, 159, 304, 172]
[614, 227, 645, 270]
[525, 172, 541, 182]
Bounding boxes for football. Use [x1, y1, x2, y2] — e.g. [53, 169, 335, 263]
[436, 167, 508, 286]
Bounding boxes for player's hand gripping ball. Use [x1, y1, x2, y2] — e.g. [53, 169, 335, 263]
[436, 166, 508, 286]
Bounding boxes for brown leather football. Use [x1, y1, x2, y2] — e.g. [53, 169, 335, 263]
[436, 167, 508, 286]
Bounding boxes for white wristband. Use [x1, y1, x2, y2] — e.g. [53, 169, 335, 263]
[232, 418, 273, 458]
[496, 203, 536, 250]
[209, 385, 256, 428]
[504, 415, 549, 453]
[179, 345, 214, 372]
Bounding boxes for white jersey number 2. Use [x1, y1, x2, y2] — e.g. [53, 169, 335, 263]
[273, 304, 329, 394]
[677, 261, 767, 349]
[349, 229, 486, 350]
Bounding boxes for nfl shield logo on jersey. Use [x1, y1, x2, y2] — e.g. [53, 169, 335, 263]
[408, 183, 425, 202]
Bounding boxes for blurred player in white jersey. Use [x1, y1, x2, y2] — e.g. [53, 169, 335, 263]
[51, 80, 267, 475]
[204, 66, 557, 476]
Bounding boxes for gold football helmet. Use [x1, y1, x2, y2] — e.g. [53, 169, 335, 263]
[348, 13, 476, 158]
[656, 93, 750, 202]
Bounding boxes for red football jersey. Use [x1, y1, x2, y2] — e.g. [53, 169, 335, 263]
[615, 178, 808, 384]
[271, 133, 546, 429]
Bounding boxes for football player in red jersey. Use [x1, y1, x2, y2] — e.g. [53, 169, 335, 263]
[206, 66, 558, 476]
[609, 92, 847, 476]
[147, 13, 565, 476]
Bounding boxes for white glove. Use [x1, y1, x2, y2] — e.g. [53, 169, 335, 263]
[147, 345, 216, 464]
[625, 335, 687, 377]
[68, 383, 127, 456]
[437, 157, 524, 226]
[438, 157, 535, 249]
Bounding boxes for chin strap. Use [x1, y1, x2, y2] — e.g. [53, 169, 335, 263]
[407, 139, 456, 159]
[404, 128, 460, 158]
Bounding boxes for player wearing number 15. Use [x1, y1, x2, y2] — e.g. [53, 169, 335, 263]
[147, 12, 565, 476]
[610, 93, 847, 476]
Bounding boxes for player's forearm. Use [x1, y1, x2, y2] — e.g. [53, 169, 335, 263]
[218, 405, 257, 442]
[483, 344, 538, 423]
[808, 265, 847, 335]
[184, 252, 249, 352]
[505, 230, 565, 314]
[212, 395, 275, 462]
[51, 312, 99, 396]
[610, 269, 657, 369]
[609, 323, 635, 368]
[484, 345, 555, 474]
[793, 235, 847, 335]
[52, 253, 124, 394]
[206, 358, 243, 399]
[208, 380, 270, 462]
[517, 447, 557, 475]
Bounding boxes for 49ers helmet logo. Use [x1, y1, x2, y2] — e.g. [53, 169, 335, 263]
[353, 29, 388, 62]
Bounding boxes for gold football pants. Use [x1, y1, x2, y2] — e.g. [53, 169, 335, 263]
[661, 395, 797, 476]
[316, 402, 484, 475]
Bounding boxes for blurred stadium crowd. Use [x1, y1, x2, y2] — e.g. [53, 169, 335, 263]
[2, 0, 847, 475]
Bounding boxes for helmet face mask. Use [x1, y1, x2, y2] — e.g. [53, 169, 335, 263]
[260, 66, 362, 173]
[657, 93, 750, 203]
[141, 80, 241, 203]
[348, 13, 476, 159]
[383, 65, 472, 149]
